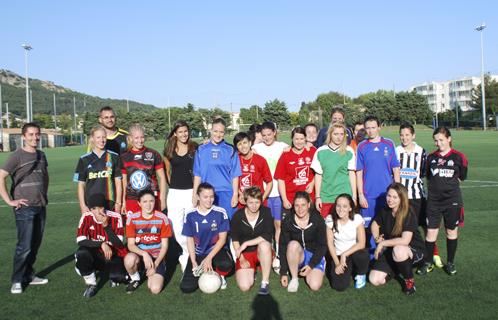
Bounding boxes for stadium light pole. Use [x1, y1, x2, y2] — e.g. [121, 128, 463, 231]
[475, 23, 486, 130]
[22, 44, 33, 123]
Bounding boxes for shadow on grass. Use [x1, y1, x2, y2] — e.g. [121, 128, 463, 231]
[251, 294, 283, 320]
[37, 253, 74, 278]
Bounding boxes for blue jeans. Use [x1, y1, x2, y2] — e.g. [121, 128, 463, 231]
[12, 206, 46, 283]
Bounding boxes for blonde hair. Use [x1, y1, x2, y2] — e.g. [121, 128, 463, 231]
[127, 123, 146, 147]
[325, 123, 347, 155]
[88, 125, 107, 150]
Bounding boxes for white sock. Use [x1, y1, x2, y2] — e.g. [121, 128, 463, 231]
[261, 280, 269, 285]
[83, 273, 97, 286]
[129, 272, 140, 282]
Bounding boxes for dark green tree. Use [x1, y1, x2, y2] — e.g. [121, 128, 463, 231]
[262, 99, 291, 129]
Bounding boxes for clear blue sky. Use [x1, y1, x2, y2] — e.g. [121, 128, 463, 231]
[1, 1, 497, 111]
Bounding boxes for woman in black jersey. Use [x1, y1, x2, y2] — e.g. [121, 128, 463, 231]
[163, 120, 198, 272]
[279, 191, 327, 293]
[418, 127, 468, 276]
[369, 183, 425, 295]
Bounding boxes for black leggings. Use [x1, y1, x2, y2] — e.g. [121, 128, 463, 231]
[74, 246, 127, 283]
[329, 249, 369, 291]
[180, 248, 233, 293]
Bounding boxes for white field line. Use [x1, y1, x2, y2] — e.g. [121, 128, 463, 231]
[461, 184, 498, 189]
[465, 180, 498, 184]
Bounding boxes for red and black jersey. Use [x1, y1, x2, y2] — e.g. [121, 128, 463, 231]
[121, 147, 164, 201]
[426, 149, 468, 203]
[76, 210, 125, 254]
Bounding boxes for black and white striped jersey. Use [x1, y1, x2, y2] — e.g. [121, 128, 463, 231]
[396, 143, 427, 199]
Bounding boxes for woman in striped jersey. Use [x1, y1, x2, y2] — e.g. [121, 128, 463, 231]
[396, 123, 441, 268]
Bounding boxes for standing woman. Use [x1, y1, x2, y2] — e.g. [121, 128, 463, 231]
[74, 125, 122, 214]
[369, 183, 425, 295]
[280, 192, 327, 293]
[418, 127, 468, 276]
[312, 123, 356, 218]
[121, 124, 167, 215]
[325, 194, 369, 291]
[192, 118, 241, 219]
[163, 120, 198, 271]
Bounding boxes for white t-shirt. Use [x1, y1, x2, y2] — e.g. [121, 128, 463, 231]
[325, 214, 364, 255]
[252, 141, 289, 197]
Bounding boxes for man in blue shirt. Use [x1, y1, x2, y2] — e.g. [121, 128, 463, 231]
[193, 118, 242, 219]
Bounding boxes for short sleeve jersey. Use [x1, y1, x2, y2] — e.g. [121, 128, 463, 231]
[426, 149, 468, 204]
[77, 210, 124, 249]
[356, 138, 400, 198]
[396, 143, 427, 200]
[311, 145, 356, 203]
[374, 207, 425, 252]
[1, 149, 48, 206]
[121, 147, 164, 201]
[238, 153, 272, 195]
[325, 214, 364, 255]
[252, 141, 289, 197]
[106, 128, 128, 155]
[274, 147, 316, 203]
[73, 150, 122, 205]
[193, 141, 242, 192]
[126, 211, 172, 258]
[182, 206, 230, 256]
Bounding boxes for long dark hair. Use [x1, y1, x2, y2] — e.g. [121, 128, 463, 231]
[163, 120, 197, 160]
[331, 193, 355, 233]
[388, 183, 410, 237]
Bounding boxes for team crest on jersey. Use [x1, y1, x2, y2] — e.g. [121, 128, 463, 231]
[243, 164, 249, 171]
[384, 147, 389, 157]
[298, 158, 304, 165]
[130, 170, 148, 190]
[144, 152, 153, 161]
[211, 150, 219, 159]
[106, 161, 112, 167]
[305, 157, 311, 163]
[211, 220, 218, 231]
[250, 164, 255, 171]
[121, 142, 127, 149]
[151, 226, 158, 233]
[448, 160, 454, 166]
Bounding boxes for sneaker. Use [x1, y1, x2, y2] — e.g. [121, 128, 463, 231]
[287, 278, 299, 293]
[220, 276, 227, 290]
[258, 282, 270, 295]
[83, 285, 98, 298]
[433, 255, 444, 268]
[272, 257, 280, 275]
[126, 280, 140, 294]
[11, 283, 22, 294]
[416, 262, 434, 275]
[29, 276, 48, 285]
[444, 262, 457, 276]
[354, 274, 367, 289]
[403, 278, 416, 295]
[110, 280, 119, 288]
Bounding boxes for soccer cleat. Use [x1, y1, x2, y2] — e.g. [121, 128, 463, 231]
[416, 262, 434, 275]
[403, 278, 416, 295]
[29, 276, 48, 285]
[433, 255, 444, 268]
[287, 278, 299, 293]
[109, 280, 119, 288]
[258, 282, 270, 296]
[220, 276, 227, 290]
[192, 264, 204, 277]
[83, 285, 98, 298]
[354, 274, 367, 289]
[444, 262, 457, 276]
[126, 280, 140, 294]
[272, 257, 281, 275]
[10, 283, 22, 294]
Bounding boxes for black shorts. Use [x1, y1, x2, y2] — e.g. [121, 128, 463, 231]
[371, 247, 424, 276]
[409, 198, 427, 227]
[426, 200, 463, 230]
[139, 257, 167, 278]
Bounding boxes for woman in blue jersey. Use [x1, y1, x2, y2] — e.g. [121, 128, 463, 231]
[180, 183, 234, 293]
[163, 120, 198, 272]
[192, 118, 242, 219]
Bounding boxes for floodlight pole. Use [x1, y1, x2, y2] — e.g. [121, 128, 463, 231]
[475, 23, 487, 130]
[22, 44, 33, 122]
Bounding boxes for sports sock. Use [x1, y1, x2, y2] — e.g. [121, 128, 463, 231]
[83, 273, 97, 286]
[446, 238, 458, 263]
[129, 272, 140, 282]
[433, 243, 439, 256]
[397, 258, 414, 279]
[425, 241, 435, 263]
[261, 280, 269, 286]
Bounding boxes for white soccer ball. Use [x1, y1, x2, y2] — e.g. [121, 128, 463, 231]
[198, 271, 222, 294]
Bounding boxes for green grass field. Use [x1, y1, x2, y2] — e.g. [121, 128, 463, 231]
[1, 128, 498, 320]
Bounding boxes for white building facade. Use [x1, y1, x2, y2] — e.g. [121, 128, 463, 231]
[410, 75, 498, 112]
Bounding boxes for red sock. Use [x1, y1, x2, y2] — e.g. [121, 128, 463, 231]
[433, 244, 439, 256]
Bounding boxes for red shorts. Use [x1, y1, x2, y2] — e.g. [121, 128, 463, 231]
[125, 198, 161, 215]
[320, 203, 335, 218]
[235, 250, 259, 271]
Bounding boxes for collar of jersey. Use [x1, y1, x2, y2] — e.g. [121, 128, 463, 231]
[130, 147, 146, 154]
[197, 207, 213, 216]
